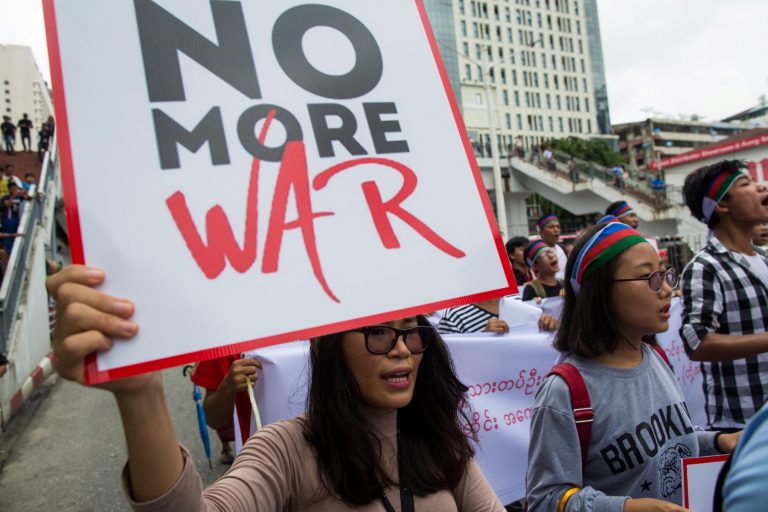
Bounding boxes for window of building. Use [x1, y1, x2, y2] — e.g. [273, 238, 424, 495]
[587, 119, 592, 133]
[508, 28, 514, 43]
[548, 116, 554, 131]
[503, 90, 510, 106]
[559, 117, 564, 132]
[576, 20, 581, 34]
[514, 90, 520, 106]
[517, 114, 523, 130]
[461, 21, 467, 36]
[551, 54, 556, 69]
[512, 69, 518, 85]
[505, 113, 512, 129]
[473, 23, 479, 38]
[465, 64, 472, 80]
[476, 92, 483, 104]
[583, 78, 587, 92]
[556, 95, 561, 109]
[463, 42, 469, 56]
[459, 0, 465, 15]
[525, 91, 531, 107]
[471, 1, 477, 16]
[578, 39, 583, 54]
[477, 65, 484, 81]
[505, 6, 511, 21]
[546, 93, 551, 109]
[585, 98, 590, 112]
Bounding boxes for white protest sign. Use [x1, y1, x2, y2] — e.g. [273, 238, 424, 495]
[682, 455, 729, 511]
[44, 0, 515, 383]
[655, 300, 707, 428]
[246, 330, 558, 504]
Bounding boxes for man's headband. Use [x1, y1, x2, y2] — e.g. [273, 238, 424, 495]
[570, 223, 647, 296]
[700, 170, 746, 224]
[607, 201, 635, 219]
[537, 214, 559, 232]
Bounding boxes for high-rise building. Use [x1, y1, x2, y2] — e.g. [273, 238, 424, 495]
[0, 45, 53, 138]
[428, 0, 609, 158]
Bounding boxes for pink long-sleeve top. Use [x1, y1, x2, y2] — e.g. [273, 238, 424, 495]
[123, 410, 505, 511]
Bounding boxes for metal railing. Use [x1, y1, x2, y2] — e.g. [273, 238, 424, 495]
[0, 137, 58, 352]
[521, 146, 671, 210]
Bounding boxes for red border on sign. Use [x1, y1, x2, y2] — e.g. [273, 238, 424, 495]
[681, 454, 729, 508]
[43, 0, 517, 385]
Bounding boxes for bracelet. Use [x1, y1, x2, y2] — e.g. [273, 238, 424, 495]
[714, 432, 726, 454]
[558, 487, 581, 512]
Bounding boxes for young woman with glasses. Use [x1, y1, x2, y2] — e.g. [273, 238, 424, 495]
[47, 266, 505, 511]
[525, 222, 740, 512]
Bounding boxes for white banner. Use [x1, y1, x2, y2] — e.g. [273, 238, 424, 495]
[45, 0, 514, 383]
[243, 304, 706, 503]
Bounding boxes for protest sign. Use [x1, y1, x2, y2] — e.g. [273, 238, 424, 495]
[682, 455, 729, 511]
[246, 328, 556, 503]
[243, 298, 707, 501]
[43, 0, 515, 383]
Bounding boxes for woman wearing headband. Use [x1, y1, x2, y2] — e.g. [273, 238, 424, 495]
[47, 266, 505, 511]
[525, 223, 740, 511]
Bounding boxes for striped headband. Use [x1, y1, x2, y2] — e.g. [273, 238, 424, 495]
[701, 170, 746, 224]
[570, 223, 647, 296]
[525, 239, 552, 267]
[596, 214, 619, 225]
[607, 201, 635, 219]
[537, 214, 559, 232]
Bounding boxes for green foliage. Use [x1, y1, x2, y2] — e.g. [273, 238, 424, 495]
[547, 137, 623, 167]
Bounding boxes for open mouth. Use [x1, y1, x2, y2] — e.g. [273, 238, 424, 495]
[383, 371, 411, 382]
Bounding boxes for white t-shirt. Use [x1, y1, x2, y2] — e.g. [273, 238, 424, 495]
[743, 252, 768, 291]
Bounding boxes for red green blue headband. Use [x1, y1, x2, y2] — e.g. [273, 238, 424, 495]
[607, 201, 635, 219]
[596, 215, 619, 225]
[570, 223, 647, 296]
[525, 239, 551, 267]
[701, 170, 746, 224]
[537, 214, 559, 232]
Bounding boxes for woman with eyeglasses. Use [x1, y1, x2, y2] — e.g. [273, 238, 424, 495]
[47, 265, 505, 511]
[525, 223, 740, 512]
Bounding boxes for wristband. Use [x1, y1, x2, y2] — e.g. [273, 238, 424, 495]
[714, 431, 726, 454]
[558, 487, 581, 512]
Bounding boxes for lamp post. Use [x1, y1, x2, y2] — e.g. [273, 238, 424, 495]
[479, 47, 508, 239]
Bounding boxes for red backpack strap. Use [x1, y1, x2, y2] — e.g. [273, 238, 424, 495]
[548, 363, 593, 468]
[647, 343, 671, 367]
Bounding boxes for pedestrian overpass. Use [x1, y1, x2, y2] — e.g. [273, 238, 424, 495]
[476, 149, 707, 250]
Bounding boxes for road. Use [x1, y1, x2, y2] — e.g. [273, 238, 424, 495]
[0, 368, 229, 511]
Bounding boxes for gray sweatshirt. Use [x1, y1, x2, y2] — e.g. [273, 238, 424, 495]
[526, 344, 719, 511]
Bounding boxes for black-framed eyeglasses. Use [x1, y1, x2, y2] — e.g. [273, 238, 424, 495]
[349, 325, 435, 355]
[613, 267, 678, 292]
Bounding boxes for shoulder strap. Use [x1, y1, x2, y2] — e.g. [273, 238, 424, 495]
[548, 363, 593, 468]
[647, 343, 671, 367]
[531, 279, 546, 299]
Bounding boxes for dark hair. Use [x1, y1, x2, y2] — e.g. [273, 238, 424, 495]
[303, 316, 473, 506]
[505, 235, 530, 254]
[683, 159, 747, 229]
[555, 224, 637, 356]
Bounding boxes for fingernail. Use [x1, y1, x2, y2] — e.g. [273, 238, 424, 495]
[113, 301, 132, 315]
[119, 320, 138, 335]
[86, 268, 104, 280]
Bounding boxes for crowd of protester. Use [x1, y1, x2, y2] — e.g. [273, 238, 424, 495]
[1, 113, 54, 162]
[41, 158, 768, 511]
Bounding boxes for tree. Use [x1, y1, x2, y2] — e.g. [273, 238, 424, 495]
[547, 137, 622, 167]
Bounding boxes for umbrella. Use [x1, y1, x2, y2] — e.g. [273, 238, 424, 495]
[183, 365, 212, 469]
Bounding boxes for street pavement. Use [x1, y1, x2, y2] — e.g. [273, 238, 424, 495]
[0, 367, 229, 511]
